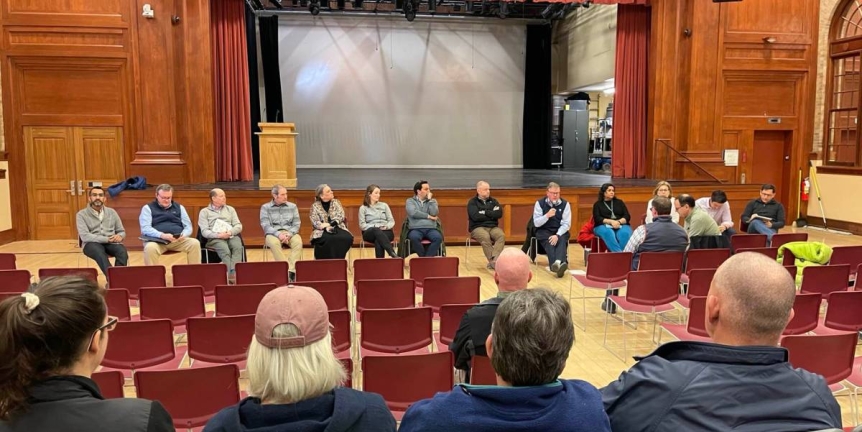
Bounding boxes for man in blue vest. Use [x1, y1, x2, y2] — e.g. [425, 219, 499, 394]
[139, 184, 201, 265]
[532, 182, 572, 278]
[624, 196, 689, 270]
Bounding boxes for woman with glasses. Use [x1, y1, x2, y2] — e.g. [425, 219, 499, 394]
[645, 181, 679, 224]
[0, 277, 174, 432]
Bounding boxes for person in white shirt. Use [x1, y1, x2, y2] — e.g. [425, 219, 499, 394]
[695, 190, 735, 239]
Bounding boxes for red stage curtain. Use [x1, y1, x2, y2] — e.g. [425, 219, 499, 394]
[211, 0, 253, 181]
[612, 3, 650, 179]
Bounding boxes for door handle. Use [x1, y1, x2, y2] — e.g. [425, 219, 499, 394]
[77, 180, 84, 195]
[67, 180, 76, 196]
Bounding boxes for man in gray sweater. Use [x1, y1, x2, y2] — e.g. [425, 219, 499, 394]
[199, 188, 244, 280]
[76, 186, 128, 277]
[406, 180, 443, 257]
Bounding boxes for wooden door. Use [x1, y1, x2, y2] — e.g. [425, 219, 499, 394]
[76, 127, 125, 196]
[24, 127, 80, 240]
[751, 130, 792, 207]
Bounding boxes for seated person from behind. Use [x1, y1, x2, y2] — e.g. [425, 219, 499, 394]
[405, 180, 443, 257]
[676, 193, 720, 238]
[623, 196, 688, 270]
[695, 189, 735, 237]
[601, 252, 842, 432]
[139, 184, 201, 266]
[76, 186, 128, 277]
[741, 183, 785, 243]
[449, 248, 532, 378]
[400, 288, 611, 432]
[198, 188, 244, 281]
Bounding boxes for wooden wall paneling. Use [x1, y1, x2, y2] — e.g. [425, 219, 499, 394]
[78, 127, 126, 192]
[686, 0, 722, 153]
[1, 0, 128, 28]
[722, 0, 815, 45]
[647, 0, 685, 180]
[2, 27, 128, 57]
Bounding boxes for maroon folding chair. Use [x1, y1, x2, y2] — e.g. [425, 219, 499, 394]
[235, 261, 289, 286]
[784, 265, 798, 281]
[730, 234, 767, 252]
[341, 357, 354, 389]
[355, 279, 415, 319]
[409, 256, 459, 291]
[303, 280, 349, 311]
[780, 249, 798, 266]
[360, 307, 433, 357]
[771, 233, 808, 250]
[107, 266, 166, 300]
[800, 264, 850, 300]
[660, 296, 711, 343]
[362, 351, 454, 420]
[570, 252, 631, 330]
[831, 245, 862, 281]
[171, 263, 227, 297]
[105, 288, 133, 321]
[682, 249, 730, 283]
[38, 267, 98, 282]
[406, 238, 441, 257]
[329, 309, 352, 359]
[214, 283, 277, 316]
[186, 314, 254, 369]
[420, 276, 480, 316]
[139, 286, 207, 333]
[813, 291, 862, 335]
[0, 253, 16, 270]
[91, 370, 125, 399]
[637, 251, 684, 271]
[135, 364, 240, 430]
[677, 268, 716, 309]
[0, 292, 19, 304]
[469, 355, 496, 385]
[435, 303, 475, 351]
[781, 333, 857, 397]
[735, 247, 778, 260]
[100, 319, 185, 378]
[603, 269, 681, 360]
[353, 258, 404, 287]
[0, 269, 31, 293]
[782, 293, 822, 335]
[295, 259, 348, 283]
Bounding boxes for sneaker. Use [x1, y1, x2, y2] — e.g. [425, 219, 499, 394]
[550, 260, 561, 272]
[601, 298, 617, 314]
[555, 262, 568, 278]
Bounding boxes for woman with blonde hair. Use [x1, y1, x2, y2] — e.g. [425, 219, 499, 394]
[645, 181, 679, 224]
[204, 286, 396, 432]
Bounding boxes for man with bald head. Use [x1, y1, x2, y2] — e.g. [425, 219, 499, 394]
[467, 181, 505, 269]
[199, 188, 244, 281]
[601, 252, 842, 431]
[450, 248, 532, 377]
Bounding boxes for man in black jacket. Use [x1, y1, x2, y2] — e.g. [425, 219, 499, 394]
[467, 181, 506, 269]
[740, 183, 785, 244]
[602, 252, 842, 432]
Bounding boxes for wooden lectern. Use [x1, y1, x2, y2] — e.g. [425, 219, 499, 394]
[257, 123, 298, 189]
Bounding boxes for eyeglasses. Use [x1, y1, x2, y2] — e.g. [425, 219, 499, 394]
[88, 316, 118, 350]
[157, 194, 172, 200]
[90, 193, 105, 197]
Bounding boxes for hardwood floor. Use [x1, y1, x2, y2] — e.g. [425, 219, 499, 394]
[2, 226, 861, 427]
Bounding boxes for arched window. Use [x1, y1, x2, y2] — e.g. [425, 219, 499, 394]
[825, 0, 862, 166]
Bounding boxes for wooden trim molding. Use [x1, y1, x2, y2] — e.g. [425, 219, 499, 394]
[816, 165, 862, 175]
[0, 229, 15, 246]
[805, 216, 862, 236]
[0, 151, 7, 161]
[0, 169, 6, 180]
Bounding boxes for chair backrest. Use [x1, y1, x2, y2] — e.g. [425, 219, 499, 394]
[186, 314, 255, 364]
[214, 283, 278, 316]
[91, 370, 125, 399]
[0, 292, 20, 304]
[686, 268, 717, 298]
[782, 293, 821, 335]
[685, 297, 710, 337]
[38, 267, 98, 282]
[0, 269, 31, 293]
[735, 247, 778, 260]
[363, 351, 454, 412]
[421, 276, 480, 313]
[637, 251, 684, 271]
[0, 253, 16, 270]
[134, 364, 240, 429]
[781, 333, 858, 385]
[822, 291, 862, 332]
[410, 257, 459, 287]
[340, 357, 353, 389]
[295, 259, 348, 283]
[799, 264, 850, 299]
[172, 263, 227, 297]
[329, 309, 352, 354]
[730, 234, 767, 252]
[139, 286, 206, 328]
[101, 319, 176, 369]
[625, 270, 681, 306]
[684, 249, 730, 274]
[469, 355, 497, 385]
[829, 245, 862, 276]
[784, 265, 798, 280]
[105, 288, 132, 321]
[438, 303, 475, 346]
[360, 307, 433, 354]
[302, 280, 349, 311]
[781, 249, 797, 266]
[353, 258, 404, 285]
[355, 279, 415, 313]
[235, 261, 289, 286]
[585, 252, 632, 284]
[771, 233, 808, 250]
[107, 266, 167, 300]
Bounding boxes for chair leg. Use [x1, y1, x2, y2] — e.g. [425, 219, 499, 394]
[465, 237, 469, 264]
[262, 244, 268, 262]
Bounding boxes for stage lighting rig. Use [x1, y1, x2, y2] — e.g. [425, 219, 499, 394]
[269, 0, 284, 9]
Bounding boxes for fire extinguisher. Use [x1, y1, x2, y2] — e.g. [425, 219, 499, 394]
[801, 177, 810, 201]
